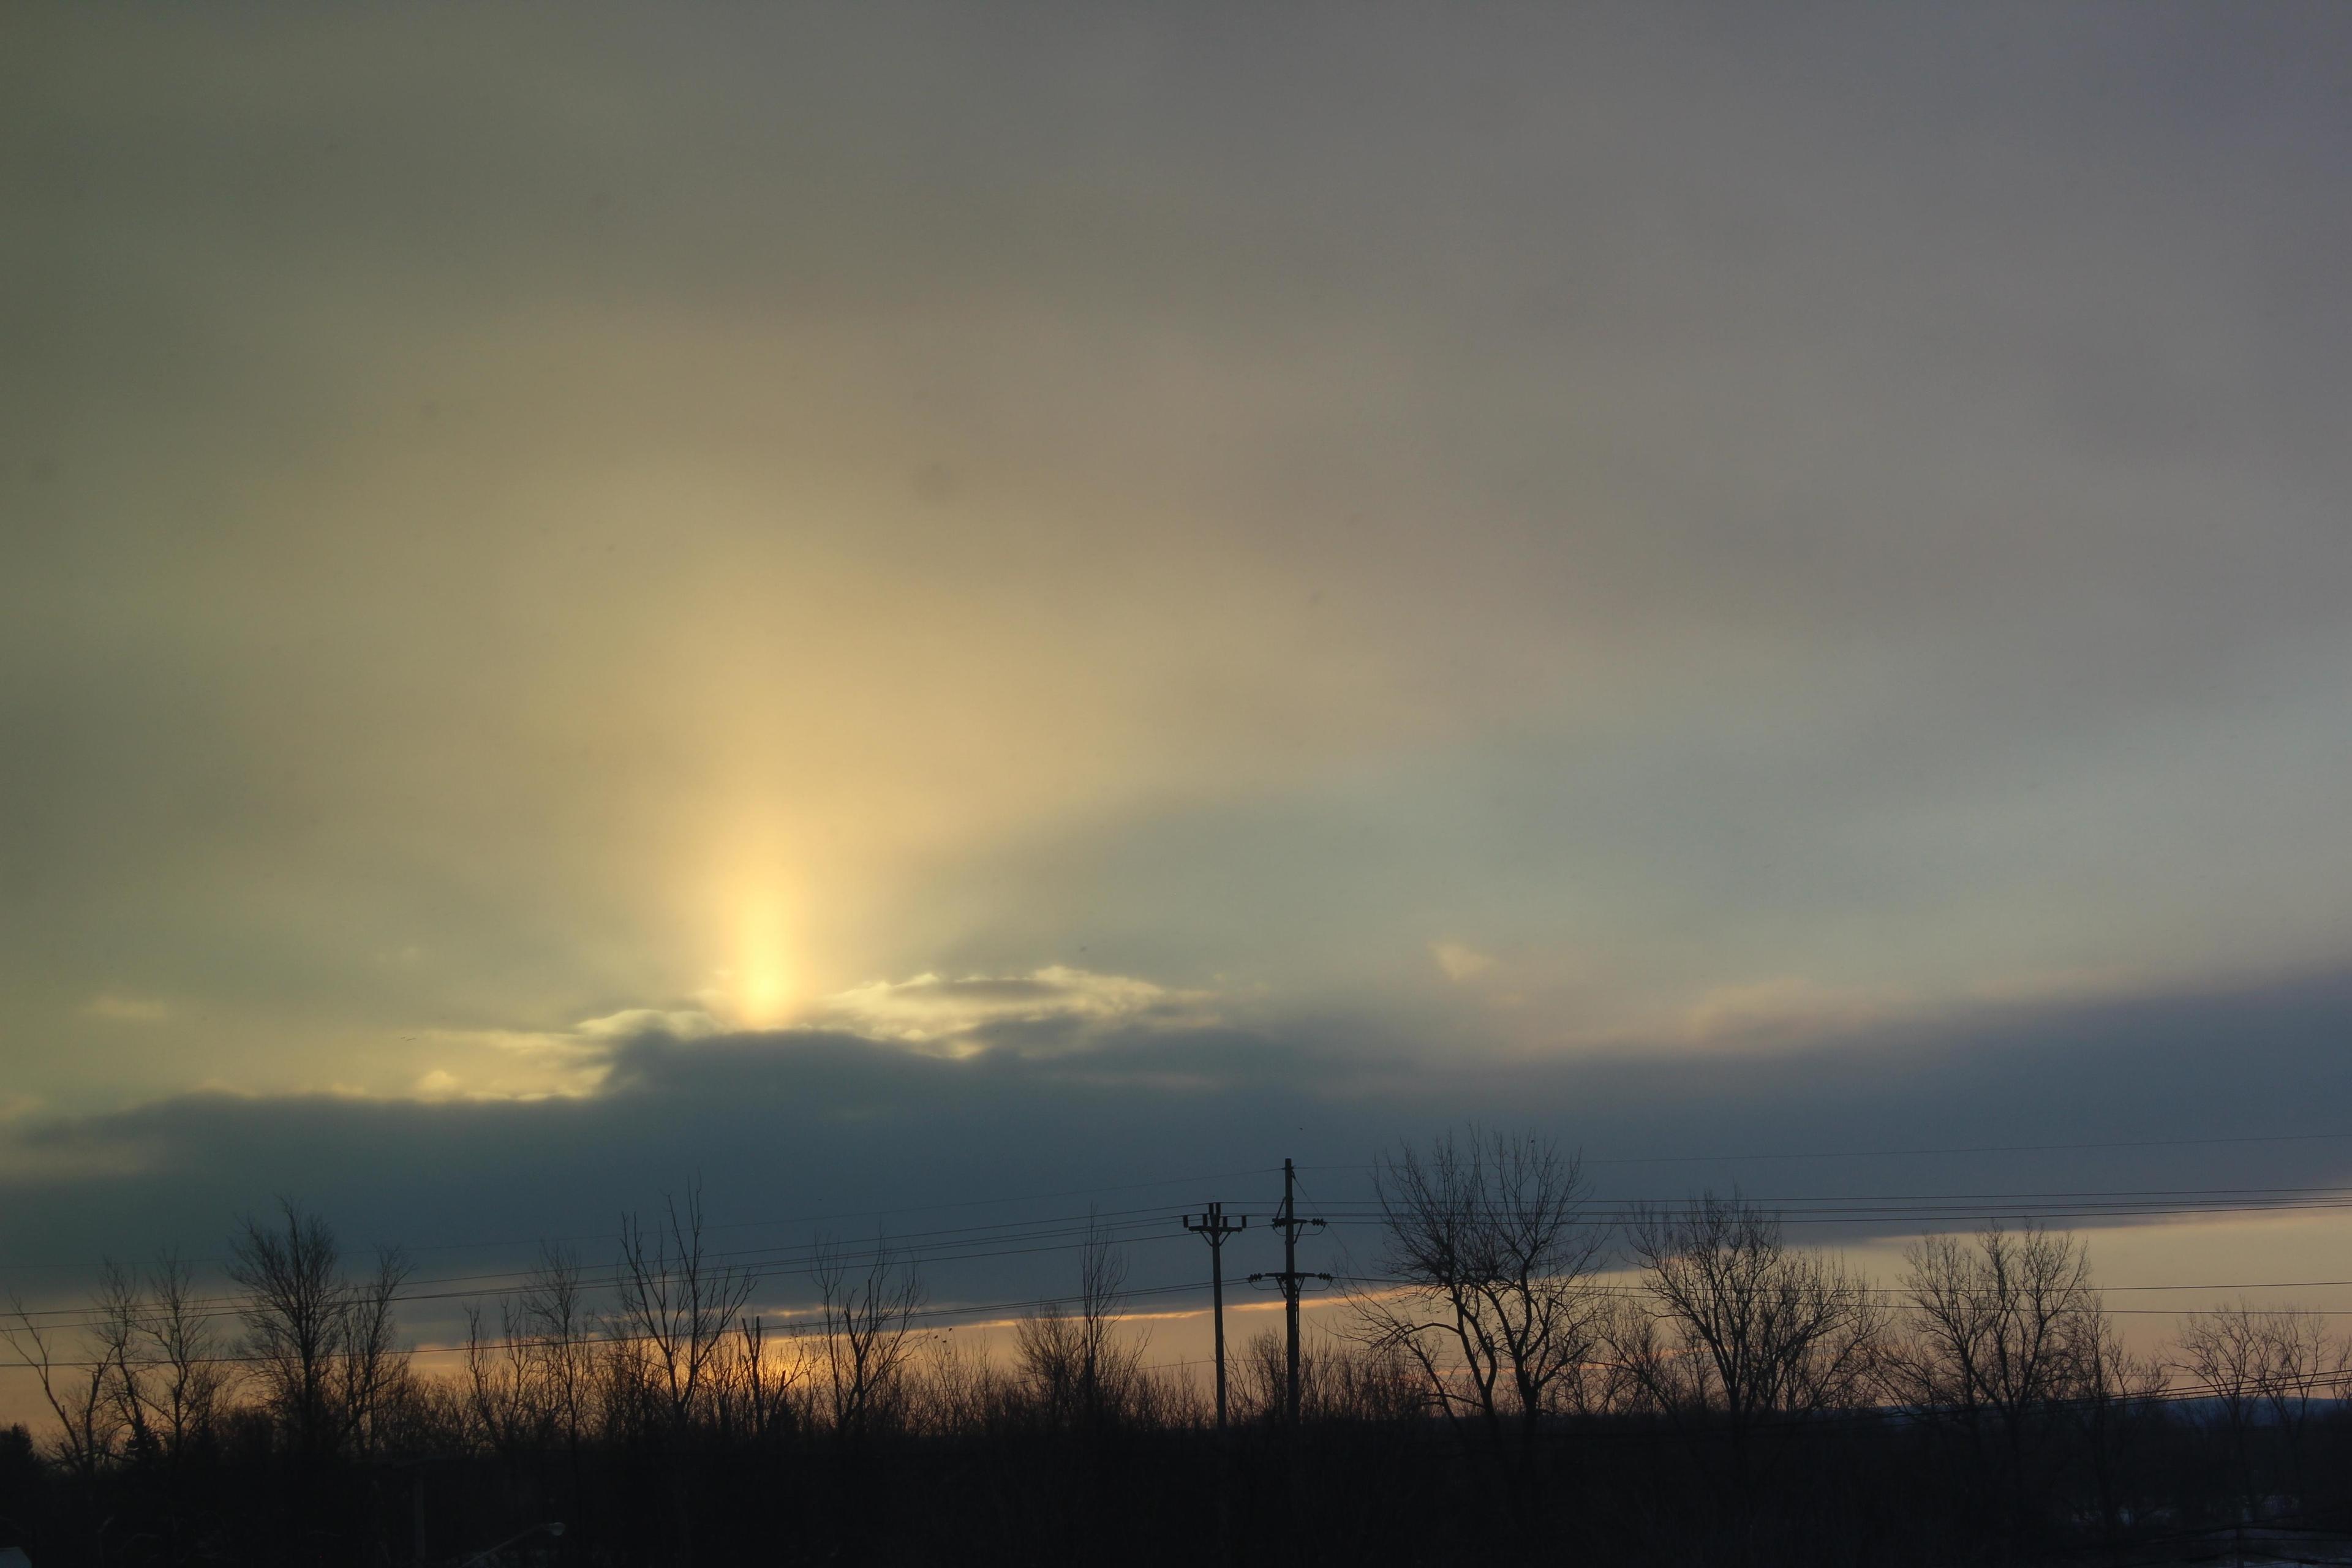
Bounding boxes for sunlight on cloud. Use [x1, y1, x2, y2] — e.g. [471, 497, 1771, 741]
[1678, 976, 1898, 1047]
[295, 1010, 737, 1104]
[1430, 941, 1498, 983]
[412, 1068, 461, 1099]
[382, 975, 1207, 1101]
[813, 966, 1211, 1056]
[574, 1008, 725, 1041]
[83, 994, 171, 1023]
[398, 1017, 684, 1100]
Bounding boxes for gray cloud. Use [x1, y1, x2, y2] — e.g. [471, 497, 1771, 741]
[5, 964, 2350, 1327]
[3, 4, 2349, 1338]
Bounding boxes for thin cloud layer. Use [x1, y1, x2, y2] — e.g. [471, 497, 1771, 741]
[1, 4, 2348, 1311]
[6, 965, 2351, 1298]
[813, 966, 1213, 1054]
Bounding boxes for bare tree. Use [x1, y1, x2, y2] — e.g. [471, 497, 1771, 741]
[5, 1254, 228, 1561]
[514, 1243, 599, 1529]
[1885, 1221, 2107, 1551]
[228, 1199, 410, 1463]
[136, 1251, 228, 1458]
[1237, 1325, 1423, 1426]
[813, 1234, 925, 1441]
[613, 1183, 759, 1436]
[715, 1310, 805, 1444]
[92, 1260, 157, 1461]
[609, 1185, 761, 1568]
[1889, 1223, 2100, 1424]
[1349, 1128, 1608, 1500]
[2176, 1301, 2269, 1519]
[229, 1200, 345, 1460]
[2074, 1308, 2168, 1549]
[98, 1250, 233, 1562]
[339, 1244, 411, 1460]
[916, 1335, 1013, 1436]
[2247, 1306, 2345, 1507]
[516, 1243, 595, 1439]
[2177, 1301, 2345, 1519]
[3, 1295, 121, 1483]
[463, 1298, 544, 1460]
[1619, 1193, 1882, 1482]
[1074, 1213, 1136, 1422]
[1014, 1213, 1147, 1430]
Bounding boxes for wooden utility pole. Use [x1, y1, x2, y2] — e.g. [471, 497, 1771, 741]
[1183, 1202, 1248, 1434]
[1250, 1158, 1327, 1429]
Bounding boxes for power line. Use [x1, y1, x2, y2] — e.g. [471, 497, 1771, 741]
[0, 1165, 1284, 1274]
[4, 1276, 1227, 1373]
[2, 1208, 1205, 1329]
[1331, 1275, 2352, 1318]
[1302, 1126, 2352, 1173]
[19, 1173, 2352, 1339]
[396, 1164, 1284, 1256]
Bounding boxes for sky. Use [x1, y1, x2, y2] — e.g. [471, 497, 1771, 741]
[4, 2, 2351, 1368]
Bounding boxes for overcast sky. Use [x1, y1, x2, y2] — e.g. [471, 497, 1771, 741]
[4, 3, 2351, 1352]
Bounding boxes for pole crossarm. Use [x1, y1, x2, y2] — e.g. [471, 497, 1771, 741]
[1183, 1210, 1249, 1239]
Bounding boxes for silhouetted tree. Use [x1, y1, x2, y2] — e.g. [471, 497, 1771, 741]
[1237, 1325, 1421, 1426]
[16, 1167, 2350, 1568]
[913, 1335, 1014, 1436]
[2071, 1304, 2168, 1550]
[1883, 1221, 2107, 1556]
[1620, 1194, 1881, 1502]
[813, 1235, 924, 1442]
[1351, 1128, 1607, 1519]
[614, 1184, 756, 1438]
[1015, 1214, 1147, 1431]
[516, 1243, 599, 1543]
[227, 1199, 410, 1465]
[338, 1245, 409, 1463]
[4, 1294, 119, 1486]
[464, 1298, 544, 1461]
[688, 1297, 807, 1457]
[2177, 1300, 2343, 1520]
[134, 1251, 228, 1459]
[611, 1183, 757, 1567]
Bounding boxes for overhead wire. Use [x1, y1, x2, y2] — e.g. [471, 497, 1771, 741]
[18, 1163, 2352, 1348]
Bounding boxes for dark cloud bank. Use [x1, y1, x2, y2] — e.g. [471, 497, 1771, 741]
[7, 967, 2350, 1315]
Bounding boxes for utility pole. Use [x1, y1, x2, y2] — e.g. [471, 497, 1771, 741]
[1250, 1158, 1328, 1429]
[1183, 1202, 1248, 1434]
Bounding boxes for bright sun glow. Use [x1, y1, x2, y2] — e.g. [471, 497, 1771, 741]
[731, 891, 796, 1027]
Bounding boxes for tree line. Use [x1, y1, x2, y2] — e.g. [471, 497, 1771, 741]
[5, 1129, 2351, 1565]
